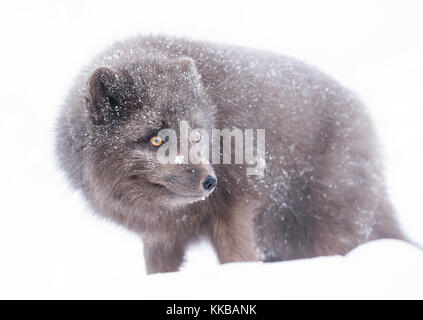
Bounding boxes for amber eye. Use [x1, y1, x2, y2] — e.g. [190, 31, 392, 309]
[150, 136, 163, 147]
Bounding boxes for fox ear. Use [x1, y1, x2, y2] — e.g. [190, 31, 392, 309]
[88, 67, 132, 124]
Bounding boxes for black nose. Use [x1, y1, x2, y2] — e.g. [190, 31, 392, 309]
[202, 175, 217, 191]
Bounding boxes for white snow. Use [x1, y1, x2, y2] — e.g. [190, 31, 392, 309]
[0, 0, 422, 299]
[154, 240, 423, 300]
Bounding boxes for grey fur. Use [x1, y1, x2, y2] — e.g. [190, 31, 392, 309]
[56, 35, 405, 274]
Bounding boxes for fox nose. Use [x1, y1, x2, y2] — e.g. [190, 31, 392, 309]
[202, 175, 217, 191]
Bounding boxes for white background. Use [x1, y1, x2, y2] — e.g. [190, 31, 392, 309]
[0, 0, 422, 299]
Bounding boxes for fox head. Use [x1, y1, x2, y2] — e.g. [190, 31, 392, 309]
[85, 56, 217, 210]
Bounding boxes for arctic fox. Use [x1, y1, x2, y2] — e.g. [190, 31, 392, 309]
[56, 35, 404, 274]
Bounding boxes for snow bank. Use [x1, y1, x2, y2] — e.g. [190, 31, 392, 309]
[143, 240, 423, 300]
[4, 239, 421, 299]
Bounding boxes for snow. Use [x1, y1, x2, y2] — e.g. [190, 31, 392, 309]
[153, 240, 423, 300]
[0, 0, 423, 299]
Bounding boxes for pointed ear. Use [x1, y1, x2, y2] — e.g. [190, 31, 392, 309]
[88, 67, 133, 124]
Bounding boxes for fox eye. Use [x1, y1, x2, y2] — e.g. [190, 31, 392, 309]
[150, 136, 163, 147]
[191, 130, 201, 143]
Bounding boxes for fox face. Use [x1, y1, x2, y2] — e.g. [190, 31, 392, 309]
[86, 56, 217, 209]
